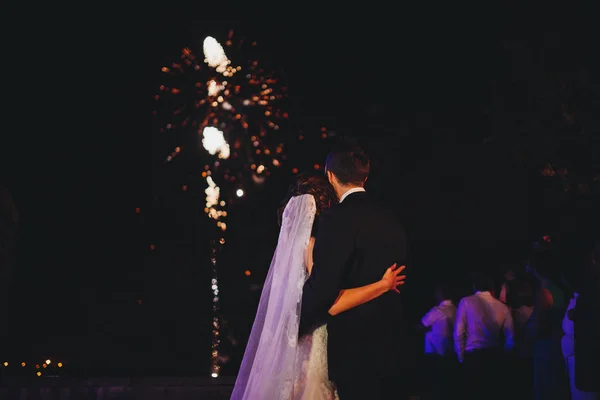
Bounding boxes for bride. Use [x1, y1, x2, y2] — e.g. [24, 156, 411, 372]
[231, 175, 406, 400]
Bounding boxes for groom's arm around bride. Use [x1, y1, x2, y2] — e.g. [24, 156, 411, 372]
[299, 204, 357, 333]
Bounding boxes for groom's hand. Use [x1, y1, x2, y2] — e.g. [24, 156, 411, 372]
[381, 264, 406, 293]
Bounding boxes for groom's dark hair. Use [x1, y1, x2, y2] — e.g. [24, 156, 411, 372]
[324, 140, 370, 185]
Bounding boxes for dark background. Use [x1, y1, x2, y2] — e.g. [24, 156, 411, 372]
[1, 8, 598, 377]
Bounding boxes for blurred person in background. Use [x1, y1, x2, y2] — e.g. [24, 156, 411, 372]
[526, 257, 569, 399]
[418, 282, 456, 399]
[569, 236, 600, 398]
[562, 269, 596, 400]
[510, 279, 536, 399]
[454, 273, 514, 400]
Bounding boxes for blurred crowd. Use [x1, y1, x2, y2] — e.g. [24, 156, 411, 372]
[418, 235, 600, 400]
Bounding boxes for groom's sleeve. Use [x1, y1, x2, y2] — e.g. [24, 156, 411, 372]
[300, 209, 353, 334]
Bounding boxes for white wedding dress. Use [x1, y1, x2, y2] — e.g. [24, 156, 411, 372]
[231, 194, 338, 400]
[293, 325, 338, 399]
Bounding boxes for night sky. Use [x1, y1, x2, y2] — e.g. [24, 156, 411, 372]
[2, 10, 597, 375]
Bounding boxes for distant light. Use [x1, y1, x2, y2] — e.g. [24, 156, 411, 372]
[3, 361, 7, 367]
[211, 373, 218, 378]
[236, 189, 244, 197]
[245, 270, 251, 276]
[57, 362, 63, 368]
[542, 235, 551, 243]
[21, 362, 26, 367]
[46, 359, 51, 365]
[36, 371, 42, 376]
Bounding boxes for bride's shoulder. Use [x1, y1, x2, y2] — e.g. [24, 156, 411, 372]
[293, 193, 314, 201]
[291, 194, 316, 206]
[283, 195, 316, 217]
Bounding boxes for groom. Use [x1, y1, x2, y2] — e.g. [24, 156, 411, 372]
[300, 142, 410, 400]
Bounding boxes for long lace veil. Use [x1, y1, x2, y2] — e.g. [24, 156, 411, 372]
[231, 194, 316, 400]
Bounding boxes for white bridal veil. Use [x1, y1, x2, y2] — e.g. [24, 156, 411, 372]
[231, 194, 316, 400]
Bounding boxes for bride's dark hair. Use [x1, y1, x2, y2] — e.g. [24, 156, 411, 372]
[277, 174, 337, 227]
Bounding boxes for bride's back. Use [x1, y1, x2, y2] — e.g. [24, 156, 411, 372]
[231, 175, 337, 400]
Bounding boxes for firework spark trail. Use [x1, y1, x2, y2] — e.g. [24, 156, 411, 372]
[153, 30, 290, 378]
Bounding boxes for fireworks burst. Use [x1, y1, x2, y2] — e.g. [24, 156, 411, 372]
[153, 30, 290, 378]
[155, 31, 288, 202]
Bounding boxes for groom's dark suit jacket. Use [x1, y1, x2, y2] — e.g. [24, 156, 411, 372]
[300, 191, 409, 382]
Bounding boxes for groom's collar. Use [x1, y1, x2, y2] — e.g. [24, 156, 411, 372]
[339, 187, 366, 203]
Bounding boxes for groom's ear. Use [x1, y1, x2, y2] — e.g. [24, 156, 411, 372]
[326, 170, 333, 184]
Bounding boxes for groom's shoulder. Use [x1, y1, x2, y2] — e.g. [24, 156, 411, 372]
[350, 194, 396, 216]
[318, 201, 353, 225]
[331, 194, 399, 220]
[321, 202, 344, 218]
[361, 198, 407, 231]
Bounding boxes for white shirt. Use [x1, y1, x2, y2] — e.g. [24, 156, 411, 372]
[339, 187, 365, 203]
[422, 299, 456, 356]
[453, 291, 515, 362]
[561, 292, 578, 357]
